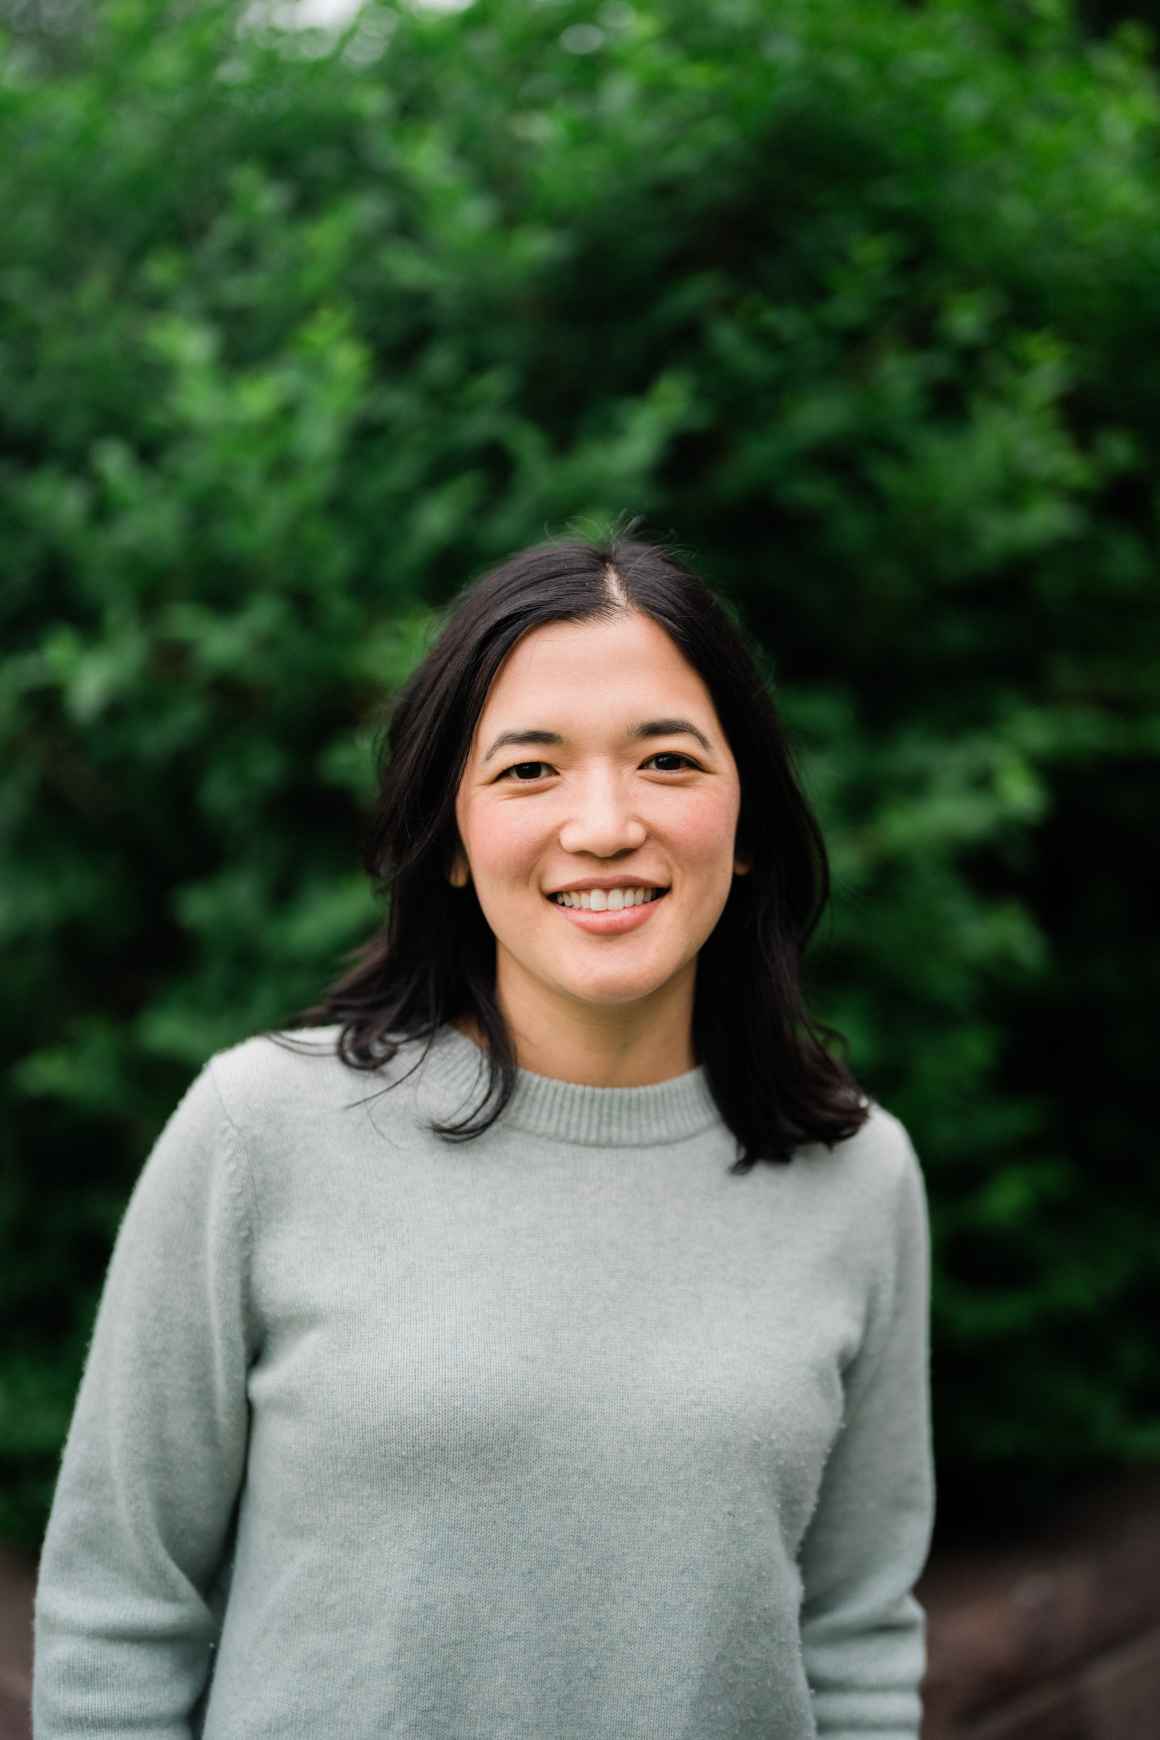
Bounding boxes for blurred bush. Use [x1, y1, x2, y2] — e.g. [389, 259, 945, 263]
[2, 0, 1159, 1547]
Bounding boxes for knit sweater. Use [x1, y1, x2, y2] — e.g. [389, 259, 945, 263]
[33, 1021, 935, 1740]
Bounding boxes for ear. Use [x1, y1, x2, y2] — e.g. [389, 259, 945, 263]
[734, 853, 753, 876]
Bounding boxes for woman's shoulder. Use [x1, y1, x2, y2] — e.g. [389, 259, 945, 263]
[851, 1098, 921, 1173]
[798, 1094, 919, 1169]
[794, 1095, 926, 1226]
[203, 1023, 428, 1136]
[837, 1099, 928, 1255]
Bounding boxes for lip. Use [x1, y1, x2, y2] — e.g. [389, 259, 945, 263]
[546, 878, 669, 895]
[546, 889, 669, 934]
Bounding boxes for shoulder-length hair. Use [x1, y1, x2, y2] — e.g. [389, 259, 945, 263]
[267, 520, 870, 1171]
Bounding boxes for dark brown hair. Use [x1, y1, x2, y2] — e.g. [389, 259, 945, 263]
[267, 518, 870, 1171]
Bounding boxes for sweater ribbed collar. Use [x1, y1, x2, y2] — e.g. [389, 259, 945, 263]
[412, 1020, 723, 1149]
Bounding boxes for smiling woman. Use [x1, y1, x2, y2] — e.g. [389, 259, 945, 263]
[269, 524, 867, 1148]
[33, 520, 935, 1740]
[444, 606, 753, 1087]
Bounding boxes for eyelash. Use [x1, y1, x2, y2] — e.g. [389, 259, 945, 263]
[496, 752, 701, 783]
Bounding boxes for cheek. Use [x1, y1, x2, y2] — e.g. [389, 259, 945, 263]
[679, 790, 740, 861]
[465, 800, 543, 872]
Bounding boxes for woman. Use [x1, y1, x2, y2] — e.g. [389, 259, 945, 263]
[33, 527, 935, 1738]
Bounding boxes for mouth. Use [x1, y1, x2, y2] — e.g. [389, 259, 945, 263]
[544, 887, 671, 933]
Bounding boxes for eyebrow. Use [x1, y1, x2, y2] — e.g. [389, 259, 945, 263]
[482, 717, 714, 765]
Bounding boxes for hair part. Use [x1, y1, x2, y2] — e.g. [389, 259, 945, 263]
[265, 516, 870, 1171]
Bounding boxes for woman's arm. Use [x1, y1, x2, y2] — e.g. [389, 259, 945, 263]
[798, 1117, 935, 1739]
[33, 1059, 253, 1739]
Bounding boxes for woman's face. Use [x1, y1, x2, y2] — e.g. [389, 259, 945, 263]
[452, 611, 750, 1056]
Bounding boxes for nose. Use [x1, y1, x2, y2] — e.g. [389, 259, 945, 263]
[556, 770, 647, 858]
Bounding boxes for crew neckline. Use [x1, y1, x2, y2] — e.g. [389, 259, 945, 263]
[411, 1019, 724, 1148]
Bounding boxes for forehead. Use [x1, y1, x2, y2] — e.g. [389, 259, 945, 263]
[476, 614, 708, 722]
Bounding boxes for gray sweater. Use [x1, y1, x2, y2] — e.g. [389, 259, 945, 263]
[33, 1021, 935, 1739]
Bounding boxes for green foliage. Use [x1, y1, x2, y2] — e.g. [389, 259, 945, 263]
[3, 0, 1159, 1545]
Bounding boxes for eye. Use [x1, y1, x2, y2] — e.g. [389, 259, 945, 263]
[495, 752, 700, 783]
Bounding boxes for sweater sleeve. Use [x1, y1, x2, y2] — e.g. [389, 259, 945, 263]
[33, 1057, 254, 1740]
[797, 1120, 935, 1739]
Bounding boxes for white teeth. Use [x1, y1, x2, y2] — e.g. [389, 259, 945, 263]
[551, 887, 661, 911]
